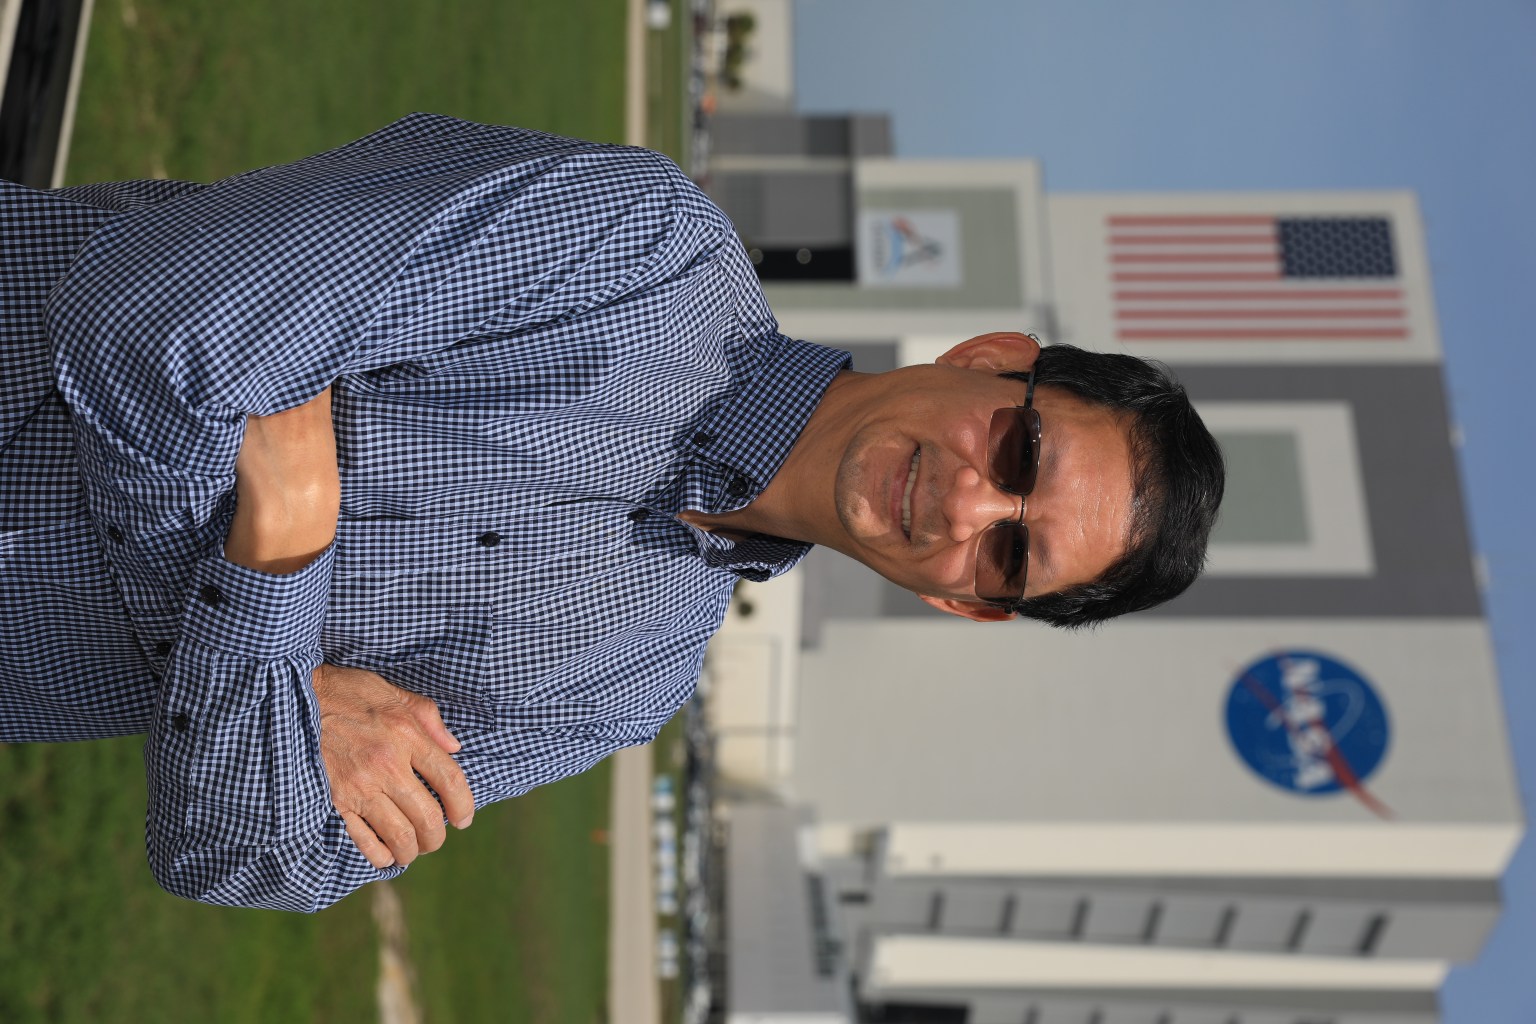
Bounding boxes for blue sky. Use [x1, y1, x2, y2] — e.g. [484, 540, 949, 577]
[792, 1, 1536, 1018]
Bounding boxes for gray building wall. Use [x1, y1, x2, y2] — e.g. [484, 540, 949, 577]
[712, 112, 893, 159]
[726, 805, 853, 1021]
[840, 867, 1498, 962]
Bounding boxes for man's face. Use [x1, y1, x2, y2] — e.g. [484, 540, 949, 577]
[823, 333, 1137, 621]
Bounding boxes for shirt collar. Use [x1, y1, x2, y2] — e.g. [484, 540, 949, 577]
[682, 332, 850, 512]
[678, 332, 850, 580]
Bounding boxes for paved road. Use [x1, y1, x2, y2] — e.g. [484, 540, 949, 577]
[372, 882, 422, 1024]
[608, 747, 659, 1024]
[607, 4, 659, 1022]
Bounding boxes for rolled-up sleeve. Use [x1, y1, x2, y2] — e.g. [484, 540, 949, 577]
[143, 546, 394, 911]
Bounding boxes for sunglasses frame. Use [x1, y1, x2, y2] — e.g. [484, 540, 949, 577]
[975, 364, 1040, 607]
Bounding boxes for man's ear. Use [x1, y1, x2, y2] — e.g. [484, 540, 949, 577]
[935, 331, 1042, 373]
[918, 594, 1018, 623]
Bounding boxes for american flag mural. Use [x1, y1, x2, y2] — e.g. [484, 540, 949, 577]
[1109, 214, 1407, 342]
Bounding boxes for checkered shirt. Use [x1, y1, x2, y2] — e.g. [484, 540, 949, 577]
[0, 114, 848, 911]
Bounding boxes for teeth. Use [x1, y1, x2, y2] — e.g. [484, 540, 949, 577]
[901, 450, 919, 535]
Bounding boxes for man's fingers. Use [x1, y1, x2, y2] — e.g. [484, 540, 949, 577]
[385, 772, 449, 857]
[317, 665, 472, 864]
[342, 811, 395, 870]
[407, 691, 462, 754]
[416, 745, 475, 830]
[361, 796, 422, 866]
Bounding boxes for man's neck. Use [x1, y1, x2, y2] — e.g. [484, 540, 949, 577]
[681, 368, 862, 543]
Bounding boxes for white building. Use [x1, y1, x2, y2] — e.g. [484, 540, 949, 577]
[700, 94, 1521, 1024]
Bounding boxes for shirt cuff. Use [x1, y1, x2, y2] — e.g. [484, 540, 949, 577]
[180, 543, 336, 659]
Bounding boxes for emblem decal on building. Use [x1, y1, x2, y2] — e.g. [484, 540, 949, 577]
[1224, 650, 1392, 817]
[857, 208, 963, 288]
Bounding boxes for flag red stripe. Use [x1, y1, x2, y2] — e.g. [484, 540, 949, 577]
[1117, 308, 1405, 320]
[1115, 289, 1402, 301]
[1109, 234, 1277, 246]
[1119, 327, 1409, 340]
[1105, 214, 1406, 343]
[1113, 271, 1283, 282]
[1108, 215, 1275, 227]
[1112, 252, 1280, 264]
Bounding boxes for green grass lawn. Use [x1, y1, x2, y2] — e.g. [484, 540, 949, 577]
[5, 0, 633, 1020]
[0, 734, 611, 1024]
[391, 766, 612, 1024]
[68, 0, 627, 184]
[650, 713, 688, 1023]
[0, 737, 377, 1024]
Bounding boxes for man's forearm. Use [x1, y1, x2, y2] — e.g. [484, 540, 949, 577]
[224, 389, 340, 574]
[223, 484, 338, 574]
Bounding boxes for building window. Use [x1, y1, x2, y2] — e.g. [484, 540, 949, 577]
[1197, 401, 1374, 576]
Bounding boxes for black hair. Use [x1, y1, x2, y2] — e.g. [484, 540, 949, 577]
[1002, 343, 1224, 628]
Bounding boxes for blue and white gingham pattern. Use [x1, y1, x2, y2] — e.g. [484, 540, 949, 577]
[1, 114, 848, 911]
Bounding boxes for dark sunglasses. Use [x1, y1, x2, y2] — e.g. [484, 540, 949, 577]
[976, 365, 1041, 607]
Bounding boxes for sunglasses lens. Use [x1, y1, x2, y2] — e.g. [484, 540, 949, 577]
[976, 522, 1029, 603]
[988, 407, 1041, 495]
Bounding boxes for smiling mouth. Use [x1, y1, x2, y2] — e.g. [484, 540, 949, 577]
[901, 448, 919, 537]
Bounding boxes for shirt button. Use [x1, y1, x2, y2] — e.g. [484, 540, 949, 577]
[198, 584, 224, 607]
[478, 531, 502, 547]
[727, 475, 752, 499]
[106, 525, 124, 543]
[628, 508, 651, 522]
[155, 640, 174, 657]
[692, 431, 714, 447]
[171, 713, 190, 733]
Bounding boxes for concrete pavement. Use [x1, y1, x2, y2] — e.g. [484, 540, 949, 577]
[607, 3, 659, 1021]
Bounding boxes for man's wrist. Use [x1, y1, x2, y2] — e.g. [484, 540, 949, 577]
[225, 485, 339, 575]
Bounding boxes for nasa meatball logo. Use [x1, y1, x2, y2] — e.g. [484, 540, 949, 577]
[1225, 651, 1392, 817]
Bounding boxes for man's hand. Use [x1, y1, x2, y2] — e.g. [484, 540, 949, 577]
[312, 664, 475, 869]
[225, 388, 341, 574]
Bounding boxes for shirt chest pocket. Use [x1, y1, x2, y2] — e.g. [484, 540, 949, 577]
[321, 571, 500, 727]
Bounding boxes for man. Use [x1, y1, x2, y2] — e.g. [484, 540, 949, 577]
[1, 114, 1223, 911]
